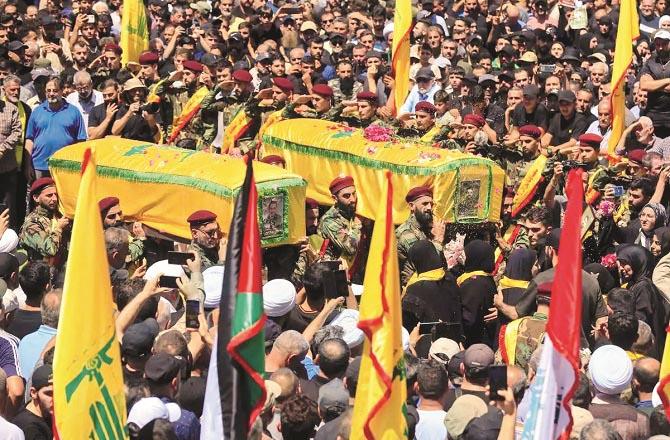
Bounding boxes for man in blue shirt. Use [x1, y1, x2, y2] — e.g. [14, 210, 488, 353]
[25, 77, 87, 179]
[399, 67, 440, 116]
[18, 290, 60, 380]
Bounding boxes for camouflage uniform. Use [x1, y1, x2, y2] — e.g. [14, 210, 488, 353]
[200, 86, 250, 148]
[396, 214, 432, 287]
[502, 312, 547, 370]
[344, 116, 388, 128]
[317, 206, 362, 262]
[128, 237, 145, 263]
[153, 80, 192, 142]
[187, 241, 222, 271]
[19, 206, 67, 263]
[502, 154, 533, 190]
[282, 102, 345, 122]
[327, 78, 363, 105]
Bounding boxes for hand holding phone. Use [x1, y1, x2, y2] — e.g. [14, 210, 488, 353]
[185, 299, 200, 329]
[159, 275, 180, 288]
[488, 365, 507, 401]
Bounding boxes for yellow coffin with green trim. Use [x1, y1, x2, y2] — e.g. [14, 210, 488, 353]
[261, 119, 504, 224]
[48, 137, 307, 246]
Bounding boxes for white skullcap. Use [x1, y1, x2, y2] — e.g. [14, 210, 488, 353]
[401, 326, 410, 352]
[203, 266, 225, 309]
[127, 397, 169, 428]
[351, 284, 364, 297]
[330, 309, 364, 348]
[383, 22, 394, 38]
[0, 229, 19, 253]
[143, 259, 185, 281]
[262, 279, 296, 317]
[589, 345, 633, 395]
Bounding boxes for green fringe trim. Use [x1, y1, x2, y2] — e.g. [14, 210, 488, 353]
[48, 158, 306, 199]
[261, 134, 500, 177]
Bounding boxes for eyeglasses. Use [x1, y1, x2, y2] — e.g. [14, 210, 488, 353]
[322, 18, 333, 23]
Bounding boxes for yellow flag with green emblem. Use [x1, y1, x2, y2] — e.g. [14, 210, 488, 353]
[53, 148, 127, 440]
[120, 0, 149, 65]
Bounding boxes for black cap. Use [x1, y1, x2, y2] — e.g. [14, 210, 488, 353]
[122, 318, 159, 359]
[200, 53, 220, 67]
[522, 84, 540, 99]
[561, 47, 580, 62]
[32, 364, 53, 391]
[8, 41, 27, 52]
[144, 353, 185, 384]
[416, 66, 435, 80]
[557, 90, 576, 103]
[39, 14, 58, 26]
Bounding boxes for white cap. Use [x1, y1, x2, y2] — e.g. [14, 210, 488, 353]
[143, 259, 185, 281]
[127, 397, 169, 428]
[203, 265, 225, 309]
[429, 338, 461, 363]
[262, 279, 296, 317]
[330, 309, 364, 348]
[589, 345, 633, 395]
[0, 229, 19, 253]
[655, 29, 670, 40]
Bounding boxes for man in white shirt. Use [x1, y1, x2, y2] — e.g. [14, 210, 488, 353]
[414, 360, 449, 440]
[66, 70, 103, 129]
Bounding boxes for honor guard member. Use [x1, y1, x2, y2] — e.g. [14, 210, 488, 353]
[187, 210, 224, 270]
[318, 175, 362, 264]
[397, 101, 438, 140]
[19, 178, 70, 263]
[99, 196, 145, 263]
[345, 91, 385, 128]
[396, 186, 438, 287]
[575, 133, 609, 203]
[505, 124, 543, 190]
[155, 59, 205, 141]
[200, 69, 254, 142]
[138, 51, 161, 88]
[282, 84, 344, 121]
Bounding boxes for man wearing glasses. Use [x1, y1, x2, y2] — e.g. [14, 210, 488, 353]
[187, 210, 225, 271]
[66, 70, 103, 129]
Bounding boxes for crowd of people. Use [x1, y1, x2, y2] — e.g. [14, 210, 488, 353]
[4, 0, 670, 438]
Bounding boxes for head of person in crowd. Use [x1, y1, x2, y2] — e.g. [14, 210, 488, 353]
[409, 239, 444, 279]
[524, 206, 552, 249]
[406, 186, 434, 230]
[607, 311, 639, 351]
[188, 210, 221, 250]
[650, 405, 670, 437]
[634, 116, 656, 144]
[640, 202, 667, 236]
[461, 343, 494, 388]
[460, 114, 486, 142]
[115, 278, 159, 321]
[144, 352, 185, 399]
[518, 125, 542, 158]
[628, 178, 655, 215]
[503, 248, 538, 284]
[329, 175, 357, 218]
[303, 198, 319, 236]
[20, 260, 51, 307]
[463, 239, 495, 274]
[557, 90, 577, 119]
[317, 378, 349, 422]
[616, 244, 654, 285]
[263, 278, 296, 326]
[576, 134, 602, 166]
[414, 101, 437, 131]
[99, 196, 122, 228]
[271, 77, 293, 106]
[445, 394, 488, 439]
[31, 177, 58, 213]
[544, 228, 562, 268]
[415, 359, 449, 405]
[265, 330, 309, 374]
[584, 263, 617, 296]
[105, 227, 131, 270]
[589, 344, 633, 398]
[122, 318, 160, 377]
[579, 419, 622, 440]
[280, 394, 320, 440]
[122, 77, 148, 105]
[632, 356, 660, 402]
[651, 226, 670, 259]
[356, 91, 378, 120]
[315, 337, 350, 381]
[138, 51, 161, 82]
[311, 84, 334, 114]
[28, 364, 55, 423]
[0, 252, 20, 292]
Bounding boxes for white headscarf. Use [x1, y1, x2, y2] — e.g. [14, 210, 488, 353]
[589, 345, 633, 395]
[262, 279, 296, 317]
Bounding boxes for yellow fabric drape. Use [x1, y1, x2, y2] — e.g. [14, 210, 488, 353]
[498, 276, 530, 290]
[456, 270, 490, 286]
[511, 154, 547, 217]
[402, 267, 446, 296]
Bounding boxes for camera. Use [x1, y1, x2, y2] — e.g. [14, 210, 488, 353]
[562, 160, 589, 173]
[141, 102, 160, 114]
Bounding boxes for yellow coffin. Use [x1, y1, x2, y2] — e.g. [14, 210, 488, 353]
[261, 119, 504, 224]
[48, 137, 307, 246]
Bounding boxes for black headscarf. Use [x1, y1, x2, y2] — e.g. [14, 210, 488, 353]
[464, 240, 495, 273]
[654, 226, 670, 258]
[616, 244, 653, 284]
[584, 263, 617, 295]
[409, 239, 443, 274]
[503, 248, 537, 281]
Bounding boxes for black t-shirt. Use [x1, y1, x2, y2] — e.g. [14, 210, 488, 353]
[12, 408, 52, 440]
[511, 103, 549, 131]
[547, 112, 588, 146]
[6, 309, 42, 340]
[640, 55, 670, 123]
[443, 388, 488, 411]
[113, 105, 156, 142]
[88, 103, 113, 137]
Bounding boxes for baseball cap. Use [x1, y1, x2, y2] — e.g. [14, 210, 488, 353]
[300, 21, 318, 33]
[522, 84, 540, 99]
[557, 90, 576, 103]
[127, 397, 169, 429]
[318, 378, 349, 417]
[32, 364, 53, 391]
[463, 343, 494, 371]
[429, 338, 461, 364]
[478, 74, 497, 85]
[655, 29, 670, 40]
[121, 318, 160, 359]
[519, 51, 538, 63]
[144, 353, 185, 384]
[416, 66, 435, 80]
[8, 41, 27, 52]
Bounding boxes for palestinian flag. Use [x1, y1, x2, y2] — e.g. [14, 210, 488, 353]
[201, 156, 266, 439]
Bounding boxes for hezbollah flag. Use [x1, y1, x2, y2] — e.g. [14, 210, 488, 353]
[200, 156, 266, 439]
[351, 171, 407, 440]
[391, 0, 412, 115]
[222, 108, 253, 153]
[659, 327, 670, 420]
[607, 0, 639, 159]
[53, 148, 127, 439]
[168, 86, 210, 144]
[120, 0, 149, 65]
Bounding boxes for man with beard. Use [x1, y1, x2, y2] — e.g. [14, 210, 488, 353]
[88, 79, 119, 139]
[0, 80, 21, 231]
[99, 196, 145, 263]
[318, 176, 362, 264]
[65, 70, 103, 129]
[641, 30, 670, 138]
[19, 178, 69, 263]
[396, 186, 438, 287]
[399, 67, 440, 116]
[328, 60, 363, 106]
[25, 77, 86, 179]
[186, 210, 225, 271]
[12, 364, 54, 439]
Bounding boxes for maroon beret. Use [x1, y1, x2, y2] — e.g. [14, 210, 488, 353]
[187, 210, 217, 225]
[578, 133, 602, 149]
[30, 177, 55, 195]
[405, 186, 433, 203]
[272, 77, 294, 93]
[138, 51, 160, 65]
[232, 69, 252, 83]
[305, 197, 319, 209]
[260, 155, 285, 166]
[627, 149, 646, 164]
[356, 91, 378, 104]
[462, 113, 486, 128]
[518, 124, 541, 139]
[98, 196, 120, 213]
[103, 43, 122, 55]
[182, 60, 203, 73]
[415, 101, 436, 115]
[537, 282, 553, 297]
[329, 175, 355, 195]
[312, 84, 334, 98]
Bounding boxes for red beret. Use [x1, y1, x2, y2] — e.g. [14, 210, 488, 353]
[232, 69, 252, 83]
[578, 133, 602, 149]
[305, 197, 319, 209]
[260, 155, 285, 166]
[627, 149, 646, 164]
[312, 84, 334, 98]
[415, 101, 436, 115]
[518, 124, 541, 139]
[182, 60, 203, 73]
[329, 175, 355, 195]
[138, 51, 159, 65]
[537, 282, 553, 297]
[405, 186, 433, 203]
[30, 177, 55, 195]
[187, 210, 217, 225]
[462, 113, 486, 128]
[356, 91, 378, 104]
[272, 77, 294, 93]
[103, 43, 122, 55]
[98, 196, 120, 213]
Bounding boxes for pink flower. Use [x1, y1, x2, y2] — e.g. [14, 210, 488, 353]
[364, 124, 393, 142]
[601, 253, 617, 269]
[597, 200, 615, 217]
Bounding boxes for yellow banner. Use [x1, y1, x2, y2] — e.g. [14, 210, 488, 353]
[48, 138, 307, 247]
[351, 171, 407, 440]
[120, 0, 148, 65]
[511, 154, 548, 217]
[392, 0, 412, 114]
[53, 148, 127, 439]
[169, 86, 210, 143]
[608, 0, 639, 158]
[222, 108, 253, 153]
